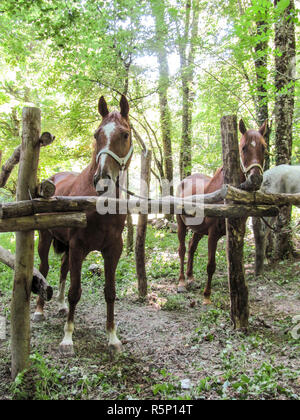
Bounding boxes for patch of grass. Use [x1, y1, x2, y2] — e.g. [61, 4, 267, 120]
[162, 294, 186, 311]
[11, 353, 66, 400]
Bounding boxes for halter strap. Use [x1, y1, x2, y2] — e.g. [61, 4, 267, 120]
[96, 145, 134, 170]
[240, 157, 264, 178]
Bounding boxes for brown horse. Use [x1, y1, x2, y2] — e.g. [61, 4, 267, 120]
[176, 119, 267, 302]
[34, 95, 133, 355]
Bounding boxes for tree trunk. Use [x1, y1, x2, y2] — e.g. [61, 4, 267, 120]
[273, 0, 296, 259]
[221, 115, 249, 330]
[151, 0, 174, 198]
[136, 150, 152, 299]
[254, 17, 271, 170]
[179, 0, 200, 180]
[11, 107, 41, 379]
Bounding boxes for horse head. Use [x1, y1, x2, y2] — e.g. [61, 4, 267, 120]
[93, 95, 133, 195]
[238, 119, 267, 191]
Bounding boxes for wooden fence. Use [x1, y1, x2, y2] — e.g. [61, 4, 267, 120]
[0, 108, 299, 379]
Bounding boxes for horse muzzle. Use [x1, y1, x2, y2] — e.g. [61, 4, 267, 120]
[94, 173, 115, 196]
[239, 171, 263, 192]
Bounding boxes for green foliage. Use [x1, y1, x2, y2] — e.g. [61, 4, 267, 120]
[11, 353, 65, 400]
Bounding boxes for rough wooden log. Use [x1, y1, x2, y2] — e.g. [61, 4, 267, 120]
[224, 185, 300, 206]
[39, 132, 55, 147]
[0, 212, 87, 232]
[136, 150, 152, 299]
[0, 245, 53, 301]
[0, 196, 99, 219]
[35, 179, 56, 199]
[0, 195, 279, 220]
[221, 115, 249, 330]
[0, 145, 21, 188]
[11, 107, 41, 380]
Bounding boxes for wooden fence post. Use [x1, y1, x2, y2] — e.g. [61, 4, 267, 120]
[126, 171, 134, 255]
[11, 107, 41, 379]
[136, 149, 152, 299]
[221, 115, 249, 330]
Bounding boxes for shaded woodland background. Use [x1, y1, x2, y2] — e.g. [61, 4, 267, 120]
[0, 0, 299, 198]
[0, 0, 299, 401]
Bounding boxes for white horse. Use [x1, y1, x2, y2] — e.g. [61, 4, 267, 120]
[253, 164, 300, 275]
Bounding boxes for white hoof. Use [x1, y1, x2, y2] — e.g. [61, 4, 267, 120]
[108, 341, 123, 355]
[59, 342, 75, 356]
[177, 284, 187, 293]
[32, 312, 46, 323]
[203, 298, 212, 306]
[107, 328, 122, 355]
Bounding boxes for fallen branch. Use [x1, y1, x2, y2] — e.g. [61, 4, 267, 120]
[0, 245, 53, 301]
[0, 133, 55, 190]
[0, 145, 21, 188]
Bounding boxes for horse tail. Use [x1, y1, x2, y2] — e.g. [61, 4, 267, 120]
[53, 238, 69, 255]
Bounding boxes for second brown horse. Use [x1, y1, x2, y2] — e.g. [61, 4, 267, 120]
[176, 119, 267, 302]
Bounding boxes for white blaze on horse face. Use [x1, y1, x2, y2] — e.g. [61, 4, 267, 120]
[251, 140, 256, 148]
[100, 122, 116, 169]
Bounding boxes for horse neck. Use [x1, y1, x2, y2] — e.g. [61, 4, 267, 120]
[206, 167, 246, 193]
[83, 159, 97, 185]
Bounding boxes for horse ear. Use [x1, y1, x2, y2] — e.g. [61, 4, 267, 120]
[120, 95, 129, 118]
[259, 119, 268, 137]
[239, 119, 247, 135]
[98, 96, 109, 118]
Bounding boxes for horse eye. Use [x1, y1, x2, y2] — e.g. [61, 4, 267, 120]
[123, 133, 129, 140]
[242, 145, 247, 153]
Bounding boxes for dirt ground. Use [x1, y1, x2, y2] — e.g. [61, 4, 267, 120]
[0, 234, 299, 400]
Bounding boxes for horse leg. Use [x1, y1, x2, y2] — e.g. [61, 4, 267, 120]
[59, 245, 84, 356]
[253, 217, 267, 276]
[102, 239, 123, 354]
[57, 251, 69, 316]
[266, 216, 276, 261]
[33, 230, 52, 322]
[186, 233, 203, 286]
[203, 228, 221, 305]
[177, 215, 187, 293]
